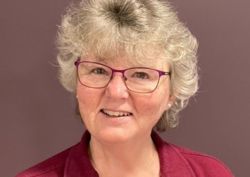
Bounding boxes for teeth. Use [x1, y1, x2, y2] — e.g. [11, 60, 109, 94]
[102, 109, 132, 117]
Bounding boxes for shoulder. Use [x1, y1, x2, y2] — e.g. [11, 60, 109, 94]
[152, 131, 235, 177]
[168, 143, 235, 177]
[15, 144, 78, 177]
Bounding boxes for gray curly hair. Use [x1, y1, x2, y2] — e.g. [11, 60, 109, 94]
[56, 0, 198, 131]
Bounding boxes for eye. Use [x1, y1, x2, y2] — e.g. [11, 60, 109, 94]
[90, 67, 108, 75]
[132, 72, 150, 79]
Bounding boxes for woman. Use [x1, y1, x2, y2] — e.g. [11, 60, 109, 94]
[17, 0, 234, 176]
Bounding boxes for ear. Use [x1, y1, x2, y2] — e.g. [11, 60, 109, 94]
[167, 95, 176, 109]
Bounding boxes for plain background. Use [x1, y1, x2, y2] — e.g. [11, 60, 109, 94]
[0, 0, 249, 176]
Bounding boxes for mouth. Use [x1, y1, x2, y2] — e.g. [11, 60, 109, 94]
[100, 109, 133, 118]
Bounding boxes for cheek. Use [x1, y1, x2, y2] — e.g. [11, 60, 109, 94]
[77, 87, 88, 107]
[76, 84, 102, 116]
[133, 91, 170, 119]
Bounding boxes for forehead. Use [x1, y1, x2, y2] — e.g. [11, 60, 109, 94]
[81, 34, 171, 69]
[82, 50, 169, 70]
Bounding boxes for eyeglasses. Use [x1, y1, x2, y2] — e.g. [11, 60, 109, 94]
[74, 58, 171, 93]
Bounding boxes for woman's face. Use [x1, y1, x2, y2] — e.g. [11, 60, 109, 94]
[76, 56, 174, 143]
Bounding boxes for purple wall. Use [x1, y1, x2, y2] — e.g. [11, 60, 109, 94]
[1, 0, 249, 176]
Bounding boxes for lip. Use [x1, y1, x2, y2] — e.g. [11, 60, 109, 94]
[100, 109, 133, 117]
[99, 108, 134, 125]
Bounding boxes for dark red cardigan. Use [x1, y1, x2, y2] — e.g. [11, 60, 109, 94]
[16, 131, 234, 177]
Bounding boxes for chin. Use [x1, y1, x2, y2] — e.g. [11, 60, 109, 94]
[92, 127, 136, 144]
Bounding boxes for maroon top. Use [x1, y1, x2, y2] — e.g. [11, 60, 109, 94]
[16, 131, 234, 177]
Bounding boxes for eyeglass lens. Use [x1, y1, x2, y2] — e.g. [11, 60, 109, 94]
[77, 61, 162, 93]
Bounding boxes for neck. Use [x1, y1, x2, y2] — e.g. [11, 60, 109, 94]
[89, 133, 160, 177]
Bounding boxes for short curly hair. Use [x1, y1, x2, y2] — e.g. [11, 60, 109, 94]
[56, 0, 198, 131]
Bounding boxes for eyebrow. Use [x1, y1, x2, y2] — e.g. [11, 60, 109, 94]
[84, 55, 163, 69]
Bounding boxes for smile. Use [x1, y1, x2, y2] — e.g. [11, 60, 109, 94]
[101, 109, 133, 118]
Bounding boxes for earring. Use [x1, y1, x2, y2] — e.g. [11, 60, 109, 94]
[167, 103, 172, 108]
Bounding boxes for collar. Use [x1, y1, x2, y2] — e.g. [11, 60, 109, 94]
[63, 132, 98, 177]
[151, 131, 195, 177]
[64, 131, 195, 177]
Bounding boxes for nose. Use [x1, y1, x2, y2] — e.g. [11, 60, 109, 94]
[105, 73, 129, 99]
